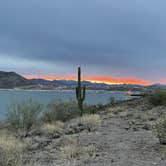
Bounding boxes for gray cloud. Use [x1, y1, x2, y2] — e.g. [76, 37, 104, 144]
[0, 0, 166, 82]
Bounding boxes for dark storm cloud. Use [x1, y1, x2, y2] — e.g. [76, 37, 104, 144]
[0, 0, 166, 81]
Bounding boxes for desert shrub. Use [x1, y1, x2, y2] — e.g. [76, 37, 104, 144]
[43, 100, 80, 122]
[154, 116, 166, 144]
[148, 90, 166, 106]
[39, 121, 64, 135]
[0, 130, 26, 166]
[6, 99, 43, 131]
[77, 114, 101, 132]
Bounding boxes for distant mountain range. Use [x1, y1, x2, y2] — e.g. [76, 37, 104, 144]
[31, 78, 110, 88]
[0, 71, 166, 90]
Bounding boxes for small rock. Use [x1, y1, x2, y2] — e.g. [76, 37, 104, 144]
[142, 124, 151, 130]
[132, 127, 139, 131]
[111, 159, 115, 163]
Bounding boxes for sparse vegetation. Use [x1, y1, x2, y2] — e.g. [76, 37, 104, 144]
[61, 144, 96, 159]
[39, 121, 64, 135]
[59, 135, 79, 147]
[60, 136, 96, 159]
[1, 96, 165, 165]
[0, 130, 27, 166]
[154, 116, 166, 144]
[148, 90, 166, 106]
[107, 107, 124, 115]
[44, 100, 80, 122]
[6, 99, 43, 131]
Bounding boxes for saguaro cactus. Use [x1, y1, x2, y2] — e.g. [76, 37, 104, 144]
[76, 67, 86, 116]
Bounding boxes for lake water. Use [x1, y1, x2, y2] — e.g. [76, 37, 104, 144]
[0, 90, 132, 119]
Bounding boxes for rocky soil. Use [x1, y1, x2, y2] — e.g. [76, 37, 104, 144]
[23, 98, 166, 166]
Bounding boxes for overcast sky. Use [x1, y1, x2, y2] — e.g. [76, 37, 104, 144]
[0, 0, 166, 84]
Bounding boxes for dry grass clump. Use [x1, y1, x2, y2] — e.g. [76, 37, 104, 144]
[107, 107, 125, 116]
[61, 144, 96, 159]
[118, 111, 130, 118]
[59, 135, 79, 146]
[60, 136, 96, 159]
[0, 130, 27, 166]
[78, 114, 101, 132]
[106, 109, 114, 118]
[112, 107, 124, 114]
[107, 112, 113, 118]
[39, 121, 64, 135]
[61, 145, 81, 159]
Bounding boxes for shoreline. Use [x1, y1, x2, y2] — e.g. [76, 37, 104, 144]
[0, 88, 132, 93]
[0, 89, 109, 92]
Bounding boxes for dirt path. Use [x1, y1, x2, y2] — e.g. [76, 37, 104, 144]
[77, 115, 165, 166]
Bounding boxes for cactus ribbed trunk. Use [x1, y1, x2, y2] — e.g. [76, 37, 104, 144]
[76, 67, 86, 116]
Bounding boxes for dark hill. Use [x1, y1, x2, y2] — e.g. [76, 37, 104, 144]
[0, 71, 33, 89]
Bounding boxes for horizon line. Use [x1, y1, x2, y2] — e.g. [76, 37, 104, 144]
[24, 75, 153, 86]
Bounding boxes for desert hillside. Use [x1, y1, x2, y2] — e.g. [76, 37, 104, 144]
[19, 98, 166, 165]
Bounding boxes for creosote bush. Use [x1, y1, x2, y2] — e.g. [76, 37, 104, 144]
[7, 99, 43, 131]
[0, 130, 27, 166]
[148, 90, 166, 106]
[43, 100, 80, 122]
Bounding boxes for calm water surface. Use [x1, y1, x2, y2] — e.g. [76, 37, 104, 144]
[0, 90, 132, 119]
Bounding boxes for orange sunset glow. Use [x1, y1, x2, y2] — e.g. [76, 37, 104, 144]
[25, 75, 151, 85]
